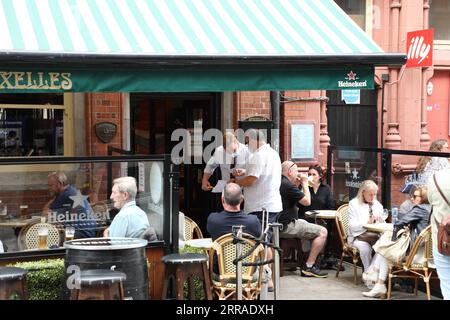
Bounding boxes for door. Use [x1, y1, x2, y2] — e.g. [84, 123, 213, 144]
[326, 89, 378, 199]
[326, 89, 377, 148]
[130, 93, 221, 232]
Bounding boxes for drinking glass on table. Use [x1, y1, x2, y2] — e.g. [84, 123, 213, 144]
[380, 209, 389, 223]
[38, 227, 48, 249]
[20, 205, 29, 220]
[65, 227, 75, 241]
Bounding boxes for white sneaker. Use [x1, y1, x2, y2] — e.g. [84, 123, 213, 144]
[362, 271, 378, 289]
[362, 283, 387, 299]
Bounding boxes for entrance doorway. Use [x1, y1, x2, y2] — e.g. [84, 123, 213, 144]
[326, 89, 378, 148]
[326, 89, 378, 199]
[130, 93, 221, 232]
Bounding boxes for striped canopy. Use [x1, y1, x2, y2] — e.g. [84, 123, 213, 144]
[0, 0, 405, 92]
[0, 0, 382, 56]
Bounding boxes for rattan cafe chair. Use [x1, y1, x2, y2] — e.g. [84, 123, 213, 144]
[17, 222, 61, 250]
[335, 204, 362, 284]
[208, 233, 265, 300]
[184, 216, 204, 240]
[387, 225, 438, 300]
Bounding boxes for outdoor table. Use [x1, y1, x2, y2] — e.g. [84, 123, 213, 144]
[0, 216, 41, 228]
[305, 210, 337, 220]
[185, 238, 213, 249]
[363, 223, 393, 233]
[306, 210, 339, 268]
[64, 237, 148, 300]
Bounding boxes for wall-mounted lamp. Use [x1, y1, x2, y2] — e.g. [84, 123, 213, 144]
[427, 81, 433, 96]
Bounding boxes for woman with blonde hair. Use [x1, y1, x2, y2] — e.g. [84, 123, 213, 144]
[416, 139, 449, 184]
[348, 180, 384, 278]
[362, 186, 431, 298]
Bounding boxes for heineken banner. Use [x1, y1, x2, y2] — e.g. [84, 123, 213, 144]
[0, 66, 374, 93]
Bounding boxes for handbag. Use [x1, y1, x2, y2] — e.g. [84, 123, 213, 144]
[373, 228, 411, 264]
[432, 174, 450, 256]
[355, 231, 380, 246]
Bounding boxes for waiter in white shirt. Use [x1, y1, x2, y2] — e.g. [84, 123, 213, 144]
[234, 129, 282, 226]
[201, 132, 249, 191]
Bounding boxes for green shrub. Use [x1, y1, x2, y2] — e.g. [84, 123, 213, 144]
[180, 245, 208, 300]
[8, 259, 65, 300]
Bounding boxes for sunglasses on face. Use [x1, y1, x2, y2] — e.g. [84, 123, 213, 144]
[413, 194, 422, 199]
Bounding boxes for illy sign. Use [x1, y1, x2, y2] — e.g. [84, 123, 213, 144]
[406, 29, 433, 68]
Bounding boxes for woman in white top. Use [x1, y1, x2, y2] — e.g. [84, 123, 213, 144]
[348, 180, 384, 275]
[416, 139, 449, 185]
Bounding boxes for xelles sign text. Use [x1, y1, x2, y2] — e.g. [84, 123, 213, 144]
[0, 71, 73, 90]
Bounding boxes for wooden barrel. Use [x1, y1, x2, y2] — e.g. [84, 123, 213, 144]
[64, 238, 148, 300]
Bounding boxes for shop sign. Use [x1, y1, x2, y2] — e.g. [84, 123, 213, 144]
[341, 89, 360, 104]
[95, 122, 117, 143]
[406, 29, 433, 68]
[337, 71, 368, 89]
[0, 71, 72, 91]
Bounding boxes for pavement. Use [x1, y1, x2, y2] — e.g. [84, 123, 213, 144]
[267, 262, 441, 300]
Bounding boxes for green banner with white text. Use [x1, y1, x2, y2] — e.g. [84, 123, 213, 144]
[0, 66, 374, 92]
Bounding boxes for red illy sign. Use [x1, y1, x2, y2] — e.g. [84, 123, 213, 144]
[406, 29, 433, 68]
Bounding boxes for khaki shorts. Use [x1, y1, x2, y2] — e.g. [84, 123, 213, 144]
[280, 219, 322, 240]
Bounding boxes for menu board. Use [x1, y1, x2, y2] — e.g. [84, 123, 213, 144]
[291, 123, 315, 160]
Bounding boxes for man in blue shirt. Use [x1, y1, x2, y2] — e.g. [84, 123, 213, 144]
[104, 176, 149, 238]
[43, 171, 97, 239]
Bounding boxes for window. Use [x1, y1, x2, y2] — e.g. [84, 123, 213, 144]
[430, 0, 450, 41]
[0, 93, 73, 157]
[335, 0, 367, 30]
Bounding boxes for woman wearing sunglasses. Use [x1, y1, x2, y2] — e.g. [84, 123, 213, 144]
[362, 186, 431, 298]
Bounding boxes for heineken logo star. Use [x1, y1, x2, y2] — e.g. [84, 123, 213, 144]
[347, 71, 357, 81]
[69, 190, 88, 209]
[352, 168, 359, 180]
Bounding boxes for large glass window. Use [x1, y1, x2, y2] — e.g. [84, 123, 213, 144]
[430, 0, 450, 41]
[0, 158, 168, 253]
[335, 0, 367, 30]
[0, 93, 72, 157]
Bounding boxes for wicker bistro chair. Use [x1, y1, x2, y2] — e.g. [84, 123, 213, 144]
[208, 233, 265, 300]
[184, 216, 204, 241]
[17, 222, 61, 250]
[335, 204, 362, 284]
[387, 225, 438, 300]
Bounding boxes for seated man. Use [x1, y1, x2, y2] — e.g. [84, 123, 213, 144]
[207, 182, 261, 240]
[279, 161, 328, 278]
[43, 171, 97, 239]
[104, 177, 150, 238]
[207, 183, 273, 290]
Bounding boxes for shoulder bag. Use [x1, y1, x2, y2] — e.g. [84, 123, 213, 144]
[432, 174, 450, 256]
[373, 228, 410, 264]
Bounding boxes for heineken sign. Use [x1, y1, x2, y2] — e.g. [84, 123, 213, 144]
[0, 66, 374, 92]
[338, 71, 368, 89]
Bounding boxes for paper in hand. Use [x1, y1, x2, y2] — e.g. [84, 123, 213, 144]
[212, 180, 227, 193]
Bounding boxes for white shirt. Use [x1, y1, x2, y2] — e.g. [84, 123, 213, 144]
[204, 143, 249, 181]
[243, 143, 282, 213]
[347, 197, 383, 243]
[420, 157, 450, 185]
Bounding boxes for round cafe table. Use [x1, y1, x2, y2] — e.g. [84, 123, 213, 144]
[185, 238, 213, 249]
[305, 210, 337, 220]
[363, 223, 393, 233]
[306, 210, 339, 268]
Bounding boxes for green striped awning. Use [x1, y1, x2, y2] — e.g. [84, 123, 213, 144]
[0, 0, 406, 92]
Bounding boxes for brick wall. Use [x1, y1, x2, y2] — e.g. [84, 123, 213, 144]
[83, 93, 125, 203]
[235, 91, 271, 124]
[85, 93, 124, 157]
[0, 190, 48, 217]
